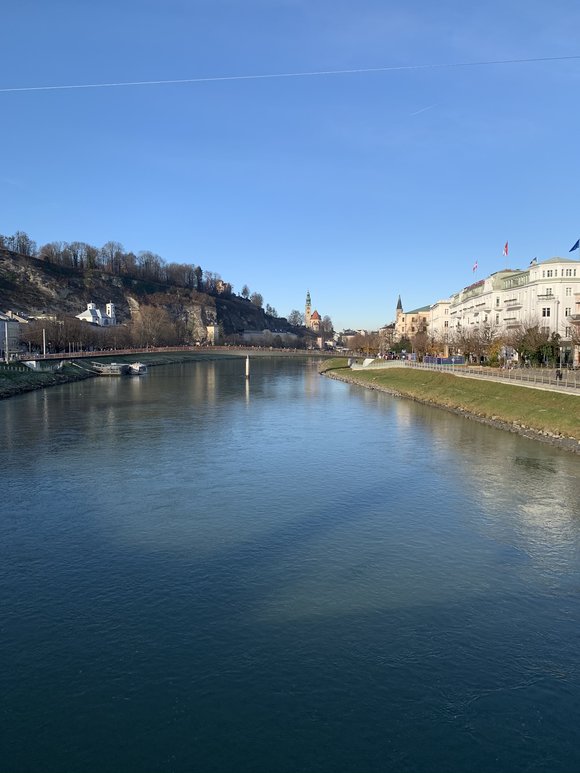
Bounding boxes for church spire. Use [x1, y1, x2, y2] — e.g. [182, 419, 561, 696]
[396, 295, 403, 311]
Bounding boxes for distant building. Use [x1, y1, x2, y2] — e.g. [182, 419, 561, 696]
[241, 329, 299, 346]
[3, 310, 30, 324]
[394, 296, 429, 341]
[340, 329, 362, 349]
[0, 312, 21, 360]
[206, 324, 219, 344]
[76, 302, 117, 327]
[310, 310, 321, 333]
[305, 292, 326, 347]
[428, 299, 451, 356]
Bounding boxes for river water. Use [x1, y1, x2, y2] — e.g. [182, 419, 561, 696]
[2, 357, 580, 773]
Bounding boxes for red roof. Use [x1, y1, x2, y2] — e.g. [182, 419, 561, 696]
[311, 310, 321, 320]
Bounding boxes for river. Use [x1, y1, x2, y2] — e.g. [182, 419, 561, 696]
[2, 357, 580, 773]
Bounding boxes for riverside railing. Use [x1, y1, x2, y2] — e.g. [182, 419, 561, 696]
[404, 361, 580, 391]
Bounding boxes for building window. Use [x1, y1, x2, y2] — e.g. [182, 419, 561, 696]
[444, 321, 448, 328]
[545, 288, 552, 296]
[495, 314, 500, 324]
[566, 287, 572, 296]
[566, 268, 572, 276]
[566, 327, 572, 337]
[546, 269, 553, 277]
[496, 297, 500, 307]
[565, 307, 571, 316]
[542, 308, 551, 317]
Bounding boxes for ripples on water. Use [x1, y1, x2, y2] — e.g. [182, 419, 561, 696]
[1, 358, 580, 773]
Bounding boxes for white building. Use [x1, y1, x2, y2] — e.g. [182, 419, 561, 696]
[448, 258, 579, 338]
[448, 270, 516, 335]
[443, 257, 580, 362]
[0, 312, 21, 360]
[76, 302, 117, 327]
[428, 299, 451, 352]
[392, 256, 580, 362]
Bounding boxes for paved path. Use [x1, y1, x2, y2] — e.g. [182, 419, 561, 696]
[351, 360, 580, 396]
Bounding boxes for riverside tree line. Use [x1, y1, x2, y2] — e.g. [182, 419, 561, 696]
[364, 318, 579, 367]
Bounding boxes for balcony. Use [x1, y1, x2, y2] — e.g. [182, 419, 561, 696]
[503, 317, 520, 329]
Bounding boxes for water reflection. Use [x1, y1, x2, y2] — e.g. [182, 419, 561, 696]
[2, 358, 580, 773]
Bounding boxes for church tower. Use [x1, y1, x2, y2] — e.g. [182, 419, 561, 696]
[395, 295, 404, 341]
[396, 295, 403, 323]
[305, 291, 312, 328]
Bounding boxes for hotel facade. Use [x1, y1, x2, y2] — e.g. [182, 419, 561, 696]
[395, 256, 580, 362]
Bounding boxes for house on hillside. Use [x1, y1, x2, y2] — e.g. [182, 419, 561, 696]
[76, 302, 117, 327]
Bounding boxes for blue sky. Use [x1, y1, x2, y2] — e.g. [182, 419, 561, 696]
[2, 0, 580, 331]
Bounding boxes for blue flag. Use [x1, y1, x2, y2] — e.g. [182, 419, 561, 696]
[570, 239, 580, 252]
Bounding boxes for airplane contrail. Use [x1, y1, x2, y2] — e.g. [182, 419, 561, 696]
[0, 54, 578, 94]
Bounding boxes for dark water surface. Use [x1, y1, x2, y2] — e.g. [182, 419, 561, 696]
[2, 357, 580, 773]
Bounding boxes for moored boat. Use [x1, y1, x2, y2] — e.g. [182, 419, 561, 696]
[91, 362, 131, 376]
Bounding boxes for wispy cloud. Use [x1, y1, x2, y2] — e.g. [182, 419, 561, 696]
[0, 176, 27, 190]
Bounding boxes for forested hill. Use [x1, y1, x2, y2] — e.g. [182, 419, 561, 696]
[0, 238, 302, 345]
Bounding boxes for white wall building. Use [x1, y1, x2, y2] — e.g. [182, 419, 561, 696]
[0, 312, 21, 360]
[443, 257, 580, 362]
[76, 302, 117, 327]
[428, 299, 451, 351]
[448, 258, 580, 341]
[392, 256, 580, 362]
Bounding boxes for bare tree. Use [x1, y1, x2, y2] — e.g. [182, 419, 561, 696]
[38, 242, 65, 264]
[287, 310, 304, 327]
[321, 315, 333, 335]
[131, 306, 175, 347]
[506, 319, 551, 366]
[100, 241, 125, 275]
[14, 231, 37, 256]
[349, 332, 381, 355]
[137, 251, 165, 282]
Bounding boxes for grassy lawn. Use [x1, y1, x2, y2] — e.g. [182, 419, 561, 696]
[323, 364, 580, 440]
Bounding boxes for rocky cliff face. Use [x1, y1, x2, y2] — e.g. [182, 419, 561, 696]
[0, 249, 297, 340]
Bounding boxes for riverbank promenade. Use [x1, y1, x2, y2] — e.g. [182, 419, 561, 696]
[350, 359, 580, 396]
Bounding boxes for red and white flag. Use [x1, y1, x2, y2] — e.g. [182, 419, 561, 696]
[472, 260, 478, 272]
[503, 241, 509, 257]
